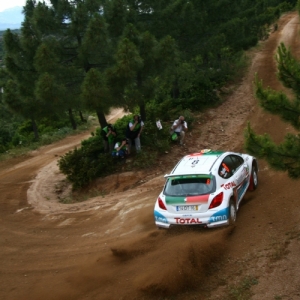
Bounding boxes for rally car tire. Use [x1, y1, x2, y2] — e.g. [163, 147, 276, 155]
[228, 199, 237, 225]
[250, 164, 258, 191]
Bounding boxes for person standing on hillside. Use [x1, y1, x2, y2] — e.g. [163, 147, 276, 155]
[101, 124, 117, 153]
[171, 116, 188, 146]
[126, 115, 144, 153]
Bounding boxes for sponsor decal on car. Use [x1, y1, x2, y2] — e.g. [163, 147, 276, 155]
[244, 165, 249, 176]
[221, 181, 237, 190]
[237, 179, 248, 202]
[209, 208, 228, 223]
[154, 211, 168, 224]
[187, 150, 224, 157]
[191, 159, 199, 167]
[166, 194, 209, 204]
[201, 149, 211, 153]
[174, 217, 202, 224]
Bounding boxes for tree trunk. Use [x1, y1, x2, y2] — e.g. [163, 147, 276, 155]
[96, 110, 107, 128]
[139, 103, 146, 122]
[68, 108, 77, 130]
[31, 117, 39, 140]
[137, 72, 146, 121]
[79, 111, 86, 122]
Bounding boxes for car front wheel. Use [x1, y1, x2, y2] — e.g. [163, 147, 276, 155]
[228, 200, 237, 225]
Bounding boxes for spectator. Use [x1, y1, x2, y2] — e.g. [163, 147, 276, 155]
[126, 114, 144, 153]
[112, 138, 129, 159]
[171, 116, 188, 146]
[101, 124, 117, 153]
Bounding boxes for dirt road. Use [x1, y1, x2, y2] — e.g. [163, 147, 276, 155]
[1, 12, 300, 300]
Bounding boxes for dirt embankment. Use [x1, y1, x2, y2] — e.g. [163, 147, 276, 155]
[1, 12, 300, 300]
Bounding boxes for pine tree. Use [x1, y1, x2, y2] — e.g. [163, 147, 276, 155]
[3, 1, 43, 140]
[113, 23, 177, 121]
[245, 43, 300, 178]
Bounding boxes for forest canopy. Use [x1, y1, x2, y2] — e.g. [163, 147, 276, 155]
[0, 1, 296, 136]
[0, 0, 297, 186]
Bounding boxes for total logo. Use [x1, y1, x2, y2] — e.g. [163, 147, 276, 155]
[221, 181, 236, 190]
[174, 218, 202, 224]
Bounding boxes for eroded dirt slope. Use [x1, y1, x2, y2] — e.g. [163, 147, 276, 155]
[1, 12, 300, 300]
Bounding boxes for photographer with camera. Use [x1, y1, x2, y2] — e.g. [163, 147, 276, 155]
[101, 124, 117, 153]
[171, 116, 188, 146]
[126, 114, 144, 153]
[112, 138, 129, 159]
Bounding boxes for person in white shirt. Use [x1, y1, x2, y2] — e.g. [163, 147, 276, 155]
[126, 115, 144, 152]
[112, 138, 129, 158]
[171, 116, 188, 145]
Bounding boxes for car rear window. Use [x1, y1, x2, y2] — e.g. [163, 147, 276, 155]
[164, 175, 215, 196]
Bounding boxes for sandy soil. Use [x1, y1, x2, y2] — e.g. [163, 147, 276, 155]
[1, 12, 300, 300]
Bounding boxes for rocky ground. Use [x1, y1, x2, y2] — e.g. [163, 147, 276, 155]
[1, 12, 300, 300]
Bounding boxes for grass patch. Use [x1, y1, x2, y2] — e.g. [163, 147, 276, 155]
[226, 276, 258, 300]
[58, 187, 107, 204]
[0, 121, 96, 162]
[269, 240, 290, 262]
[268, 228, 300, 262]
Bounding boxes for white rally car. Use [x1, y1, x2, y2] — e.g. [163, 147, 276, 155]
[154, 149, 258, 229]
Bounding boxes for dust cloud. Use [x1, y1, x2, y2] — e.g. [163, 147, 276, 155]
[65, 226, 234, 299]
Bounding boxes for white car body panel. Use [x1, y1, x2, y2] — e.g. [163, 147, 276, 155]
[154, 150, 258, 229]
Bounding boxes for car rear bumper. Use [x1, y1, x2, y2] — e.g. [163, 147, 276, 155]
[155, 220, 229, 229]
[206, 219, 229, 228]
[154, 208, 229, 229]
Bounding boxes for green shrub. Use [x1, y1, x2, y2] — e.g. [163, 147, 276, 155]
[81, 133, 102, 148]
[132, 151, 158, 169]
[0, 142, 8, 153]
[11, 133, 28, 147]
[142, 119, 171, 152]
[113, 114, 134, 140]
[58, 140, 116, 189]
[55, 127, 73, 136]
[40, 134, 55, 145]
[181, 109, 195, 130]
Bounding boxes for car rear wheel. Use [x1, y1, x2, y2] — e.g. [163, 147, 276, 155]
[250, 164, 258, 191]
[228, 200, 236, 225]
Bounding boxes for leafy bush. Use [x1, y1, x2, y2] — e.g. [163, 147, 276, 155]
[132, 151, 158, 169]
[110, 114, 132, 140]
[0, 126, 13, 153]
[54, 127, 73, 136]
[81, 132, 103, 147]
[11, 133, 29, 147]
[181, 109, 195, 130]
[142, 120, 171, 152]
[58, 140, 116, 189]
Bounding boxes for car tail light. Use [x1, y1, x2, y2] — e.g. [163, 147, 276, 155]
[158, 197, 167, 210]
[209, 192, 223, 209]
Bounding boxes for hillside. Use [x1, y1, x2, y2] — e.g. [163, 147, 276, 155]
[0, 11, 300, 300]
